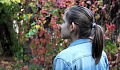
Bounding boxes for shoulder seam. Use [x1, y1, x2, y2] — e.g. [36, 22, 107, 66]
[55, 58, 72, 68]
[72, 54, 91, 63]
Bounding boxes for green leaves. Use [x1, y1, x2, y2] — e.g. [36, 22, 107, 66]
[49, 10, 53, 14]
[45, 6, 48, 10]
[25, 22, 38, 37]
[29, 31, 34, 36]
[23, 14, 28, 20]
[25, 33, 29, 37]
[33, 28, 37, 33]
[104, 39, 116, 54]
[31, 22, 36, 26]
[25, 28, 38, 37]
[49, 9, 57, 14]
[46, 15, 50, 17]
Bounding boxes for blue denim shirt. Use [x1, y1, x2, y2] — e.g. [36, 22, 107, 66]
[53, 39, 109, 70]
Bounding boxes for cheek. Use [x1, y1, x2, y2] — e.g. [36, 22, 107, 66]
[61, 23, 65, 31]
[61, 24, 70, 39]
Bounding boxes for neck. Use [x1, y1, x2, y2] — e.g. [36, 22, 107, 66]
[70, 34, 80, 42]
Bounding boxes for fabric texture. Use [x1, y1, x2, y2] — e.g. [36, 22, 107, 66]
[53, 39, 109, 70]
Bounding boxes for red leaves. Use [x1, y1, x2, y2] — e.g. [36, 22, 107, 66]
[31, 57, 37, 63]
[39, 30, 44, 37]
[42, 47, 47, 54]
[35, 38, 39, 45]
[45, 33, 51, 39]
[18, 32, 22, 38]
[54, 16, 58, 19]
[101, 8, 105, 12]
[40, 38, 47, 44]
[23, 65, 28, 70]
[106, 23, 115, 31]
[13, 0, 120, 69]
[55, 0, 75, 8]
[104, 35, 109, 40]
[41, 9, 48, 14]
[104, 24, 115, 40]
[38, 29, 47, 37]
[51, 17, 60, 31]
[39, 15, 46, 21]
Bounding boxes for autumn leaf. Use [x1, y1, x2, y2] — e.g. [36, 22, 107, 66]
[40, 38, 47, 44]
[25, 37, 29, 41]
[42, 47, 47, 54]
[110, 24, 115, 30]
[23, 65, 28, 70]
[27, 14, 33, 20]
[104, 35, 109, 40]
[35, 38, 38, 41]
[34, 25, 40, 29]
[6, 65, 12, 69]
[39, 30, 44, 37]
[40, 55, 44, 63]
[45, 34, 51, 39]
[95, 14, 100, 20]
[54, 16, 58, 19]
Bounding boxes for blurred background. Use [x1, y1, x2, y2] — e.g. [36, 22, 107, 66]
[0, 0, 120, 70]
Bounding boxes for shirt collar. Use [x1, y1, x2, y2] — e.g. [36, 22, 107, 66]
[68, 38, 90, 48]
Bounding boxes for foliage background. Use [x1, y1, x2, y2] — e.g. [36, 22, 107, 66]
[0, 0, 120, 70]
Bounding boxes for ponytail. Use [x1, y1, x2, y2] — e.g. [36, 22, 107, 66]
[66, 6, 104, 64]
[92, 24, 104, 64]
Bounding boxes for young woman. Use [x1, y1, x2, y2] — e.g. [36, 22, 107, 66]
[53, 6, 109, 70]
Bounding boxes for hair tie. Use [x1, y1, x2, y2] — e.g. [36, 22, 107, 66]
[92, 23, 96, 28]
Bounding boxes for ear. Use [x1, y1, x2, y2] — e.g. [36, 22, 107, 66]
[70, 22, 76, 32]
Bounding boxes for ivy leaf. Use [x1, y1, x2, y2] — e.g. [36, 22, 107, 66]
[23, 14, 28, 20]
[27, 14, 33, 20]
[45, 6, 48, 10]
[46, 15, 50, 17]
[34, 25, 40, 29]
[45, 3, 50, 6]
[53, 9, 57, 12]
[40, 38, 47, 44]
[25, 33, 29, 37]
[29, 31, 34, 36]
[31, 22, 36, 26]
[33, 28, 37, 33]
[49, 10, 53, 14]
[39, 30, 44, 37]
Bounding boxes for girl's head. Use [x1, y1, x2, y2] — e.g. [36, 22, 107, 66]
[61, 6, 95, 39]
[61, 6, 104, 64]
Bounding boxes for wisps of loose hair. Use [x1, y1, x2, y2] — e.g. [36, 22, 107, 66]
[65, 6, 104, 64]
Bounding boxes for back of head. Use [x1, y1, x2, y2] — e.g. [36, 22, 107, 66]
[66, 6, 104, 64]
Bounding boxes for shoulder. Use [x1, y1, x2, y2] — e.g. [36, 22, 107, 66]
[102, 50, 107, 57]
[55, 47, 72, 62]
[55, 42, 92, 62]
[101, 50, 109, 64]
